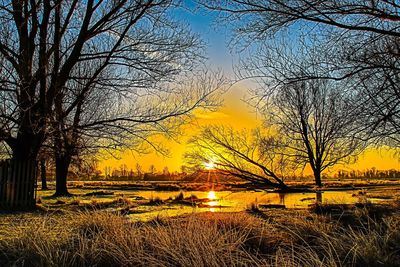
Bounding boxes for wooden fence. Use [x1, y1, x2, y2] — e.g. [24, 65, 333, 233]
[0, 160, 37, 210]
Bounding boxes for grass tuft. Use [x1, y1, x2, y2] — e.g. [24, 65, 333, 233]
[147, 196, 164, 206]
[174, 191, 185, 201]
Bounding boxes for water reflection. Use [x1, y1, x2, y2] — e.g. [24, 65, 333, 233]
[248, 191, 349, 208]
[207, 201, 219, 212]
[278, 193, 285, 205]
[124, 188, 390, 221]
[316, 191, 322, 203]
[207, 191, 218, 212]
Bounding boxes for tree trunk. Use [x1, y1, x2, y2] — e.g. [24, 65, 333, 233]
[40, 159, 48, 190]
[54, 153, 72, 197]
[271, 173, 289, 190]
[314, 169, 322, 187]
[10, 133, 42, 161]
[277, 180, 289, 190]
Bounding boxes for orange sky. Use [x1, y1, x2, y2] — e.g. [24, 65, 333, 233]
[99, 84, 261, 173]
[98, 84, 400, 174]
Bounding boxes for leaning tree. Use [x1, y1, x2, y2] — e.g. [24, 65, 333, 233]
[185, 126, 290, 190]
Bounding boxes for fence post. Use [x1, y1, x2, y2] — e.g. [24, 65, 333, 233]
[0, 159, 37, 210]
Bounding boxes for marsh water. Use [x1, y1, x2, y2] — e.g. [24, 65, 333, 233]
[120, 188, 391, 221]
[41, 185, 397, 221]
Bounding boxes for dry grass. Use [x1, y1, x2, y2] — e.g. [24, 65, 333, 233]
[0, 206, 399, 267]
[0, 211, 271, 266]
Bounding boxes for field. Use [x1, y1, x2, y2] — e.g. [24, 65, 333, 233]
[1, 202, 400, 266]
[1, 179, 400, 266]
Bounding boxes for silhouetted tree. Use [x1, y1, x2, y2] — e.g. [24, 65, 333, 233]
[162, 166, 170, 176]
[264, 78, 364, 186]
[149, 164, 157, 174]
[200, 0, 400, 146]
[0, 1, 223, 196]
[70, 157, 100, 180]
[185, 126, 289, 189]
[39, 159, 48, 190]
[198, 1, 378, 185]
[236, 37, 365, 186]
[104, 166, 112, 178]
[136, 163, 143, 178]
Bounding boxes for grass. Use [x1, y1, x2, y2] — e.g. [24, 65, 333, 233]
[2, 180, 398, 266]
[0, 203, 399, 266]
[247, 201, 260, 212]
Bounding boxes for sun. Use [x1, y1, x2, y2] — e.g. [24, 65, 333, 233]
[207, 190, 216, 200]
[204, 161, 215, 170]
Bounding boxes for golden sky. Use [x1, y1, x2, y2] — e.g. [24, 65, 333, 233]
[98, 84, 399, 174]
[96, 2, 400, 176]
[99, 84, 260, 173]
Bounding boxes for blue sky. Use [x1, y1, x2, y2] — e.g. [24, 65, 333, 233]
[174, 0, 235, 71]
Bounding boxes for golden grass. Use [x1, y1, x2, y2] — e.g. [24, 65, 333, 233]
[0, 205, 399, 266]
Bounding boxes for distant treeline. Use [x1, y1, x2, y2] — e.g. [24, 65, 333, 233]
[42, 165, 400, 182]
[42, 164, 188, 182]
[336, 168, 400, 179]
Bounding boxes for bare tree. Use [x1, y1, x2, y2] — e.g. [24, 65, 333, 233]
[39, 159, 48, 190]
[200, 1, 400, 38]
[104, 166, 112, 178]
[68, 155, 100, 181]
[236, 36, 366, 186]
[194, 0, 392, 185]
[37, 146, 53, 190]
[0, 1, 223, 197]
[52, 68, 223, 196]
[185, 126, 289, 190]
[148, 164, 156, 174]
[187, 74, 364, 187]
[162, 166, 169, 176]
[199, 0, 400, 146]
[264, 78, 365, 186]
[0, 1, 197, 159]
[135, 163, 143, 178]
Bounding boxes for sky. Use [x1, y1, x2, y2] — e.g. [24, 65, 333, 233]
[98, 1, 400, 174]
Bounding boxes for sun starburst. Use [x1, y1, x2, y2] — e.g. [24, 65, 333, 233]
[204, 161, 215, 170]
[207, 190, 216, 200]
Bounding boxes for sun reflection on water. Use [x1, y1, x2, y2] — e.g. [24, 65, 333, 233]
[207, 191, 218, 212]
[208, 200, 219, 212]
[208, 200, 218, 206]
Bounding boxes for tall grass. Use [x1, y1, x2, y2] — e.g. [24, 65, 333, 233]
[0, 208, 399, 266]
